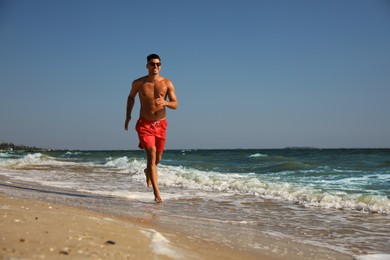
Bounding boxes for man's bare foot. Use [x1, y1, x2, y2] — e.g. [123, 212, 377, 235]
[154, 190, 162, 203]
[154, 196, 162, 204]
[144, 168, 152, 187]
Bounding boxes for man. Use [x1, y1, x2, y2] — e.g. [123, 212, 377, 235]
[125, 54, 178, 203]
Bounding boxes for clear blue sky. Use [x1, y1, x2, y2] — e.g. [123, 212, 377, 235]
[1, 0, 389, 150]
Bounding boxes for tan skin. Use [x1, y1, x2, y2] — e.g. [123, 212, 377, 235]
[125, 58, 178, 203]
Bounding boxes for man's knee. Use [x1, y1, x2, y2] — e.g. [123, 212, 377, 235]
[145, 146, 157, 164]
[145, 146, 157, 153]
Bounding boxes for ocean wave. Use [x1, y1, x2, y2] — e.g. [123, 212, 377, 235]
[21, 153, 44, 163]
[100, 158, 390, 213]
[104, 156, 130, 168]
[249, 153, 268, 158]
[0, 152, 14, 158]
[154, 164, 390, 214]
[104, 157, 145, 174]
[0, 153, 44, 166]
[0, 152, 83, 169]
[2, 153, 389, 214]
[62, 151, 82, 157]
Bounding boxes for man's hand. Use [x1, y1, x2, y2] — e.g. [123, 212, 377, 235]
[155, 96, 166, 106]
[155, 93, 166, 106]
[124, 117, 131, 131]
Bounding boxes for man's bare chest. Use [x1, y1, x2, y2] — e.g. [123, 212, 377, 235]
[140, 83, 168, 98]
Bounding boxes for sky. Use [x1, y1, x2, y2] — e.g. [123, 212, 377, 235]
[1, 0, 389, 150]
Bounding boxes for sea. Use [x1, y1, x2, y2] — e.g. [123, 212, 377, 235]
[1, 148, 389, 259]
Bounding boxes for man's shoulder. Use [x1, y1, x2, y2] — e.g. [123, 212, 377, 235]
[133, 76, 148, 83]
[161, 77, 173, 86]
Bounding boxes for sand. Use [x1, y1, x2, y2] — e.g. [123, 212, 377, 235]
[0, 177, 354, 260]
[0, 194, 270, 259]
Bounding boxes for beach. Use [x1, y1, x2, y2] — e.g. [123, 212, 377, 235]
[1, 149, 389, 259]
[1, 194, 158, 259]
[1, 192, 267, 260]
[1, 181, 354, 260]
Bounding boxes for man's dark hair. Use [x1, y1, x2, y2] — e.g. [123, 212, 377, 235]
[147, 54, 161, 62]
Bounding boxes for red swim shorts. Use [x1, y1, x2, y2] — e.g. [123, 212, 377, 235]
[135, 118, 168, 153]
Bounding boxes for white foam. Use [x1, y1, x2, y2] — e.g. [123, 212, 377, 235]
[104, 157, 145, 174]
[249, 153, 268, 158]
[76, 189, 184, 202]
[104, 156, 129, 168]
[140, 228, 183, 259]
[0, 152, 13, 158]
[19, 153, 43, 164]
[354, 254, 390, 260]
[77, 190, 154, 202]
[63, 151, 81, 156]
[1, 153, 76, 168]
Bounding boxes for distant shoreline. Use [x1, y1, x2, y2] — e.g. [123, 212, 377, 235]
[1, 143, 389, 152]
[0, 142, 46, 152]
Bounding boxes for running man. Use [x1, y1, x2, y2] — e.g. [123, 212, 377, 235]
[125, 54, 178, 203]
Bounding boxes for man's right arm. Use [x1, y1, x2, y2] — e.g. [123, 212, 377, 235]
[124, 81, 138, 131]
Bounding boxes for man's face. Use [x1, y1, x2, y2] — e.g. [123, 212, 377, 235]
[147, 59, 161, 74]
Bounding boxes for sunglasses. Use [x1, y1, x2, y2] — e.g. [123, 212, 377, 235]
[148, 62, 161, 67]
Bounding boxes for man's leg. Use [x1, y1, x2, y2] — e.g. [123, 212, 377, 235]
[145, 146, 162, 203]
[144, 151, 163, 187]
[156, 151, 163, 165]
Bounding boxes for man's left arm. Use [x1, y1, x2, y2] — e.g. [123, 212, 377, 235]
[156, 80, 178, 110]
[165, 80, 178, 110]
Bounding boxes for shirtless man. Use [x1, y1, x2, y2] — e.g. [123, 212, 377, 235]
[124, 54, 178, 203]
